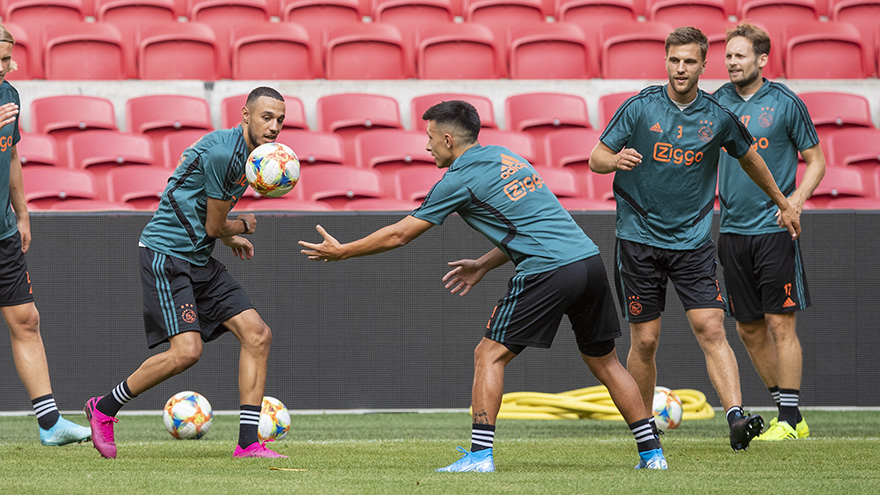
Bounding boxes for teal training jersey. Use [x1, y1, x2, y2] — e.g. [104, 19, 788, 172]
[599, 85, 753, 249]
[0, 81, 22, 241]
[714, 79, 819, 234]
[140, 126, 249, 266]
[411, 144, 599, 275]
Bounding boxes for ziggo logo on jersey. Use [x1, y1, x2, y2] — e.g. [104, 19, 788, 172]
[500, 153, 544, 201]
[0, 135, 13, 152]
[653, 142, 704, 166]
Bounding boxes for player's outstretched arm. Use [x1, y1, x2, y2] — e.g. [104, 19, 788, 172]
[443, 247, 510, 296]
[789, 144, 826, 214]
[736, 148, 801, 239]
[299, 215, 434, 262]
[589, 141, 642, 173]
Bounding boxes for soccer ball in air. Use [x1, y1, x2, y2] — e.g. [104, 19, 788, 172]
[258, 396, 291, 441]
[246, 142, 300, 197]
[163, 391, 213, 439]
[652, 387, 683, 430]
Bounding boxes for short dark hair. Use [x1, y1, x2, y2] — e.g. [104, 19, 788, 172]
[726, 23, 771, 57]
[246, 86, 284, 108]
[665, 26, 708, 61]
[421, 100, 481, 144]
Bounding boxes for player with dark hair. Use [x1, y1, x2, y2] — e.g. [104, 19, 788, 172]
[714, 23, 825, 440]
[590, 26, 801, 452]
[84, 86, 287, 459]
[0, 23, 93, 447]
[300, 100, 667, 472]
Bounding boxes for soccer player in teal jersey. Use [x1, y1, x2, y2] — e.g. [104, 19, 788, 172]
[300, 101, 668, 471]
[714, 23, 825, 441]
[0, 25, 92, 447]
[84, 87, 287, 459]
[590, 26, 801, 452]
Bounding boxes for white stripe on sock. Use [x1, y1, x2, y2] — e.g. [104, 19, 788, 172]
[33, 399, 58, 418]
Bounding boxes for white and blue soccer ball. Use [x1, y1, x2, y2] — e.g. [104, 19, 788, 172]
[163, 391, 213, 440]
[652, 386, 683, 430]
[258, 396, 291, 441]
[246, 142, 300, 198]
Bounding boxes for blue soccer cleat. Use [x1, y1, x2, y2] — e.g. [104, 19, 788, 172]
[635, 448, 668, 470]
[40, 416, 92, 446]
[436, 447, 495, 472]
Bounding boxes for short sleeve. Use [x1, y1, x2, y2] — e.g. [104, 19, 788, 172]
[411, 173, 471, 225]
[599, 95, 641, 152]
[719, 110, 754, 159]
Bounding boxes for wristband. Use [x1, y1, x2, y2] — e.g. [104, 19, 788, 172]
[241, 218, 249, 234]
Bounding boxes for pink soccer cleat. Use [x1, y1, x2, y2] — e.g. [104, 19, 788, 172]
[233, 440, 288, 458]
[84, 397, 118, 459]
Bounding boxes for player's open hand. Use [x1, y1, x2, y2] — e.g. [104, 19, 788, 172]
[299, 225, 343, 262]
[615, 148, 642, 171]
[0, 102, 18, 128]
[442, 259, 487, 296]
[223, 235, 254, 260]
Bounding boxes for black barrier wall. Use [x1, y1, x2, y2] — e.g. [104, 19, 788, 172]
[0, 212, 878, 412]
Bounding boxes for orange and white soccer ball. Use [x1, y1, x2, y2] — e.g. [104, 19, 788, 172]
[246, 142, 300, 198]
[652, 386, 683, 430]
[163, 391, 213, 439]
[258, 396, 291, 441]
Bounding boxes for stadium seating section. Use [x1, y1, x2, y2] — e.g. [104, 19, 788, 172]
[5, 2, 880, 211]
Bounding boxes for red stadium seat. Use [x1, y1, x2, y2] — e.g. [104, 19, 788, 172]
[3, 0, 85, 49]
[17, 133, 60, 168]
[505, 93, 591, 164]
[220, 94, 308, 131]
[597, 91, 637, 129]
[555, 0, 638, 77]
[825, 128, 880, 196]
[833, 0, 880, 76]
[410, 93, 497, 132]
[586, 169, 615, 201]
[600, 21, 673, 79]
[161, 129, 212, 168]
[282, 0, 364, 78]
[299, 165, 387, 209]
[415, 22, 501, 79]
[739, 0, 820, 77]
[823, 197, 880, 209]
[784, 21, 868, 79]
[372, 0, 455, 77]
[48, 199, 135, 211]
[137, 22, 220, 80]
[533, 166, 584, 198]
[106, 166, 171, 210]
[392, 166, 446, 201]
[30, 95, 117, 169]
[798, 164, 867, 207]
[508, 23, 592, 80]
[231, 23, 315, 80]
[67, 130, 155, 195]
[478, 129, 537, 165]
[648, 0, 730, 23]
[316, 93, 403, 162]
[798, 91, 874, 146]
[354, 129, 434, 170]
[127, 94, 213, 159]
[277, 130, 347, 167]
[4, 23, 38, 80]
[464, 0, 546, 77]
[543, 128, 603, 171]
[96, 0, 180, 78]
[558, 197, 617, 210]
[700, 21, 742, 80]
[341, 198, 422, 211]
[189, 0, 272, 79]
[22, 167, 98, 209]
[43, 22, 126, 80]
[324, 23, 409, 80]
[237, 197, 333, 211]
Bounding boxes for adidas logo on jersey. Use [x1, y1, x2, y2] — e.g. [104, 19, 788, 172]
[650, 123, 663, 132]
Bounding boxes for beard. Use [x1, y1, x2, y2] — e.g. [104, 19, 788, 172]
[732, 66, 761, 88]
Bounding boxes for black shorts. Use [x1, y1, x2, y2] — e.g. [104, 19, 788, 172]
[0, 233, 34, 307]
[718, 231, 811, 322]
[140, 247, 254, 349]
[614, 239, 726, 323]
[485, 255, 621, 356]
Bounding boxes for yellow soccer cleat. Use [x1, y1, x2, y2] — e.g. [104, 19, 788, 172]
[795, 417, 810, 438]
[755, 419, 797, 441]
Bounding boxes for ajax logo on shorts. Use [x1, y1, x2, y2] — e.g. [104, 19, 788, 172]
[180, 303, 196, 324]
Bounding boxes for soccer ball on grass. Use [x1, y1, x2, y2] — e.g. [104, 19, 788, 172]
[163, 391, 213, 439]
[259, 396, 291, 441]
[245, 142, 300, 198]
[652, 386, 683, 430]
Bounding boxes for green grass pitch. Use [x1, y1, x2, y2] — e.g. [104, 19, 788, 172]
[1, 410, 878, 494]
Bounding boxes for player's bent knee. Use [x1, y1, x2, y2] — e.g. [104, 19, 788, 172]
[580, 339, 616, 357]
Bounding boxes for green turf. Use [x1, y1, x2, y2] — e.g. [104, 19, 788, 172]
[0, 411, 877, 494]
